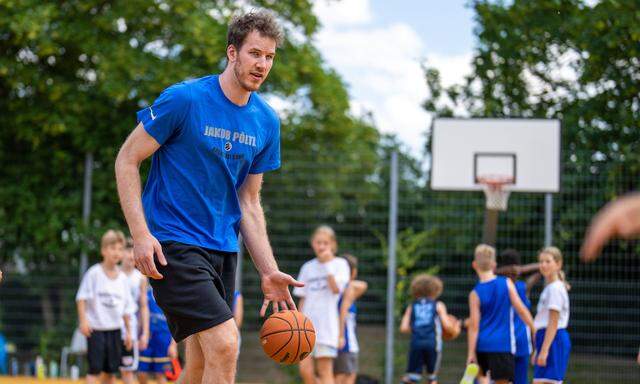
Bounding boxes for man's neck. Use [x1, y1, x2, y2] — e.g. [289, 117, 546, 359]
[477, 270, 496, 282]
[122, 266, 134, 275]
[219, 68, 251, 106]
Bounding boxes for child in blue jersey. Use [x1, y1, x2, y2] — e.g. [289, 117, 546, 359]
[335, 254, 368, 384]
[496, 249, 541, 384]
[533, 247, 571, 384]
[138, 287, 177, 384]
[400, 274, 458, 384]
[467, 244, 535, 384]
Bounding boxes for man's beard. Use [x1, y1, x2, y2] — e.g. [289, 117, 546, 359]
[233, 60, 261, 92]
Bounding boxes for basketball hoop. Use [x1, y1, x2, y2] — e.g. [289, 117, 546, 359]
[478, 175, 513, 211]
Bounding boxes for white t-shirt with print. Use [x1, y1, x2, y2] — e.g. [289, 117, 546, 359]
[76, 264, 136, 331]
[121, 269, 144, 340]
[534, 280, 570, 330]
[293, 257, 350, 348]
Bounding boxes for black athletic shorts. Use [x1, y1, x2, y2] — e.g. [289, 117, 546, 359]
[477, 352, 514, 381]
[87, 329, 122, 375]
[149, 241, 237, 342]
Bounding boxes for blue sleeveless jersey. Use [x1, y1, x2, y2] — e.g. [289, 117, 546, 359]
[513, 280, 532, 356]
[147, 288, 170, 334]
[410, 298, 442, 350]
[474, 276, 515, 353]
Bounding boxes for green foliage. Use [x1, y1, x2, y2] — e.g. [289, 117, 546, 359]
[420, 0, 640, 354]
[377, 227, 440, 315]
[424, 0, 640, 173]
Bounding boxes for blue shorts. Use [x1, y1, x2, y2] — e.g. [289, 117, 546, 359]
[534, 328, 571, 383]
[514, 354, 529, 384]
[405, 344, 441, 382]
[138, 330, 172, 373]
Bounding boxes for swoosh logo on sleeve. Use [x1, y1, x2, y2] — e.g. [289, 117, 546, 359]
[149, 106, 156, 120]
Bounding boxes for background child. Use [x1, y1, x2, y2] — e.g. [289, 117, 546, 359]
[119, 239, 149, 384]
[495, 248, 539, 384]
[467, 244, 534, 384]
[399, 274, 457, 384]
[294, 225, 351, 384]
[138, 286, 178, 384]
[335, 253, 368, 384]
[533, 246, 571, 384]
[76, 229, 134, 384]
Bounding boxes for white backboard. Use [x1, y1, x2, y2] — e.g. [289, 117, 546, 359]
[430, 118, 561, 193]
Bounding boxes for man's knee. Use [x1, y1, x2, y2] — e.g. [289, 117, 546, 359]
[199, 319, 238, 363]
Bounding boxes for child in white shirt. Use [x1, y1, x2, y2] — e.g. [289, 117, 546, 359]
[76, 230, 135, 384]
[294, 225, 351, 384]
[533, 246, 571, 384]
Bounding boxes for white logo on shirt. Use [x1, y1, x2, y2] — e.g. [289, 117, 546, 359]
[149, 106, 156, 120]
[224, 142, 232, 151]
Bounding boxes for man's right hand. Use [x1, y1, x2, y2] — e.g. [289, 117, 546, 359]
[79, 320, 92, 337]
[133, 233, 167, 279]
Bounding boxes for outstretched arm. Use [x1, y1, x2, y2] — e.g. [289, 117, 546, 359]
[115, 123, 166, 279]
[519, 263, 541, 276]
[238, 173, 303, 316]
[525, 272, 542, 295]
[582, 192, 640, 261]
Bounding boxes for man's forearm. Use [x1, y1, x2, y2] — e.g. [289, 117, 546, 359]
[239, 200, 278, 276]
[115, 155, 149, 238]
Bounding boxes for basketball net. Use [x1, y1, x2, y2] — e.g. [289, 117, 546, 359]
[478, 176, 513, 211]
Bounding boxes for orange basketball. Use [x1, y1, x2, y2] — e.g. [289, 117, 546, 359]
[260, 310, 316, 364]
[443, 314, 461, 341]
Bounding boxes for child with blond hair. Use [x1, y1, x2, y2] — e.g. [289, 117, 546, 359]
[76, 230, 134, 384]
[294, 225, 351, 384]
[467, 244, 535, 384]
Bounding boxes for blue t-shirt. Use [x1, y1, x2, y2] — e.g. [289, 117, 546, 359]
[410, 298, 441, 350]
[474, 276, 515, 353]
[137, 75, 281, 252]
[513, 280, 532, 356]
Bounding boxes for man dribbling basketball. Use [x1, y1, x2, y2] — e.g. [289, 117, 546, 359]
[115, 10, 302, 384]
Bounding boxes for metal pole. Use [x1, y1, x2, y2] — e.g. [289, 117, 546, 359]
[544, 193, 553, 246]
[79, 152, 93, 278]
[385, 151, 399, 384]
[235, 234, 244, 293]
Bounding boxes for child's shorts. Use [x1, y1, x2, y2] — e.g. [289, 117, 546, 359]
[334, 351, 358, 374]
[87, 329, 122, 375]
[534, 328, 571, 382]
[477, 351, 514, 381]
[139, 331, 172, 373]
[406, 344, 441, 382]
[120, 340, 139, 371]
[312, 343, 338, 359]
[514, 353, 530, 384]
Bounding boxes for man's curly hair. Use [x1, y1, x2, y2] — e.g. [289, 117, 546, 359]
[227, 10, 284, 49]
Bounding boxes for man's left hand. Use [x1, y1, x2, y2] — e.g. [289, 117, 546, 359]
[260, 270, 304, 317]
